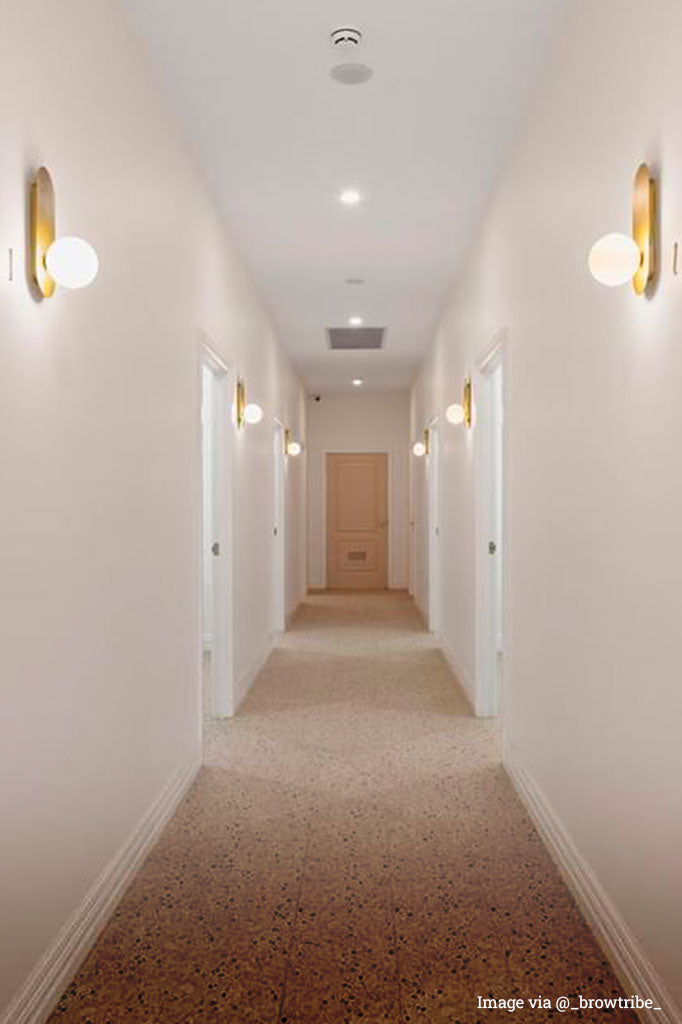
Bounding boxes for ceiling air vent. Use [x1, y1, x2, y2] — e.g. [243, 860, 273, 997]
[327, 327, 385, 350]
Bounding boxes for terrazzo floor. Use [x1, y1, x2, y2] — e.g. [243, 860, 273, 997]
[48, 592, 638, 1023]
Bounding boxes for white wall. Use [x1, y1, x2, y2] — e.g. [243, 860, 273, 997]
[307, 392, 409, 589]
[411, 0, 682, 1011]
[0, 0, 305, 1015]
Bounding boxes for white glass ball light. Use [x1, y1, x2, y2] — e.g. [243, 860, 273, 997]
[588, 233, 641, 287]
[446, 403, 465, 425]
[45, 236, 99, 289]
[243, 403, 264, 425]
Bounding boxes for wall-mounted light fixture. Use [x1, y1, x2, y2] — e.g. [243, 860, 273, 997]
[589, 164, 656, 294]
[412, 429, 429, 458]
[447, 379, 473, 428]
[235, 378, 263, 428]
[30, 167, 99, 297]
[285, 428, 302, 457]
[462, 377, 473, 427]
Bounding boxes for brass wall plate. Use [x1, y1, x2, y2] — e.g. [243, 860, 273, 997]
[236, 378, 246, 428]
[284, 427, 291, 454]
[423, 428, 430, 455]
[30, 167, 56, 298]
[633, 163, 656, 295]
[463, 377, 473, 427]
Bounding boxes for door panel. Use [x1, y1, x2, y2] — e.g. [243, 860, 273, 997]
[327, 453, 388, 589]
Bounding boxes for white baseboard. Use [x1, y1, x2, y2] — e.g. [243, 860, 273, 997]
[439, 633, 476, 711]
[233, 636, 273, 712]
[0, 758, 201, 1024]
[507, 759, 681, 1024]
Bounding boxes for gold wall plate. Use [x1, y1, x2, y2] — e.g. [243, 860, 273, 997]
[632, 163, 655, 295]
[236, 378, 246, 428]
[463, 378, 473, 427]
[423, 428, 430, 455]
[30, 167, 56, 298]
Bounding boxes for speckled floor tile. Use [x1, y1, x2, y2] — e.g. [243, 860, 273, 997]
[48, 593, 639, 1023]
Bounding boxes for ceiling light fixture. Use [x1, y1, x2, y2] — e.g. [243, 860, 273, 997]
[339, 188, 362, 207]
[352, 378, 364, 387]
[349, 316, 363, 327]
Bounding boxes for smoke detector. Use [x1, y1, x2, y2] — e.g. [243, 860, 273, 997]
[329, 27, 373, 86]
[330, 27, 363, 51]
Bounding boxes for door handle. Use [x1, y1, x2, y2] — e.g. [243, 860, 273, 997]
[488, 541, 497, 555]
[212, 542, 220, 556]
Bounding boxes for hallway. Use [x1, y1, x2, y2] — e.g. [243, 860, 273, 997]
[49, 594, 635, 1023]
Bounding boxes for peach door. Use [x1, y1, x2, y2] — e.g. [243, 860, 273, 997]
[326, 453, 388, 589]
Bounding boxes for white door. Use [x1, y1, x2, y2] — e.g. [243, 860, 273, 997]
[201, 355, 234, 718]
[272, 423, 286, 633]
[475, 342, 505, 717]
[428, 423, 441, 635]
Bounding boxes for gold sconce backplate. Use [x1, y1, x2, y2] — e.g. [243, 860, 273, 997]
[423, 428, 430, 454]
[632, 163, 656, 296]
[236, 378, 246, 428]
[463, 377, 473, 427]
[284, 427, 291, 454]
[30, 167, 56, 298]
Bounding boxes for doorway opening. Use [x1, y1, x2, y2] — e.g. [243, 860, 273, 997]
[272, 422, 286, 633]
[427, 421, 441, 635]
[201, 348, 234, 719]
[474, 336, 506, 717]
[326, 452, 388, 589]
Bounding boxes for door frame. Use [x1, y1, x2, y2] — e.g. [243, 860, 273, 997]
[473, 330, 507, 718]
[322, 449, 392, 589]
[427, 416, 442, 635]
[199, 337, 235, 720]
[272, 418, 287, 633]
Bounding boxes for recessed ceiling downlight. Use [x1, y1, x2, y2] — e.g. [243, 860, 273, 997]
[339, 188, 362, 207]
[331, 62, 373, 86]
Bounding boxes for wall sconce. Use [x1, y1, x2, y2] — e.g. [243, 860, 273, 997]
[462, 377, 473, 427]
[446, 377, 472, 428]
[30, 167, 99, 297]
[588, 163, 656, 294]
[412, 429, 429, 458]
[285, 428, 302, 456]
[236, 378, 263, 428]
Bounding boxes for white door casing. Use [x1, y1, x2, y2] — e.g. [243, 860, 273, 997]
[200, 341, 235, 719]
[474, 332, 506, 718]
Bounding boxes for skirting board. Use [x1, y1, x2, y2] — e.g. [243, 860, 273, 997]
[507, 760, 681, 1024]
[438, 634, 476, 712]
[0, 758, 201, 1024]
[233, 636, 273, 713]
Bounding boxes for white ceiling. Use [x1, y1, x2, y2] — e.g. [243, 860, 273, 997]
[120, 0, 566, 393]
